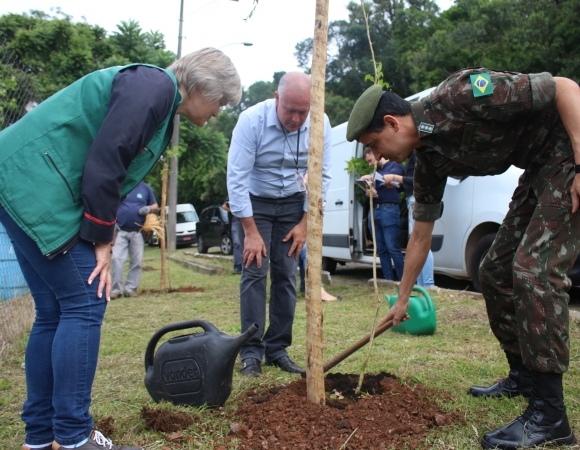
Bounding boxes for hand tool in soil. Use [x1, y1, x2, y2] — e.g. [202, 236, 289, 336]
[321, 319, 393, 374]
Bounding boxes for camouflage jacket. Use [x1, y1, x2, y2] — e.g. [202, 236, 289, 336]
[412, 67, 562, 221]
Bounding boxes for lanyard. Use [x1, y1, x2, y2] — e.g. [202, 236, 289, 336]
[282, 127, 301, 171]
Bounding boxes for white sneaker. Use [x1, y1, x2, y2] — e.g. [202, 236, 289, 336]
[52, 431, 143, 450]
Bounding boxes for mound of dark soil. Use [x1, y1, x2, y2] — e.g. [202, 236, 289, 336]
[141, 405, 194, 432]
[228, 372, 464, 450]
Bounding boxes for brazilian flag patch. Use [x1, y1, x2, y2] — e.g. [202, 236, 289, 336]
[470, 73, 493, 97]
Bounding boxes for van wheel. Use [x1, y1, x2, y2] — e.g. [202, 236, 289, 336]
[221, 234, 233, 255]
[471, 233, 497, 293]
[322, 257, 337, 275]
[197, 235, 208, 254]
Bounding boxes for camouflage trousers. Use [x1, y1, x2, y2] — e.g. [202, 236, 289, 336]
[479, 145, 580, 374]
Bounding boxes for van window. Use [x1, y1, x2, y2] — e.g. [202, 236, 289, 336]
[177, 211, 199, 224]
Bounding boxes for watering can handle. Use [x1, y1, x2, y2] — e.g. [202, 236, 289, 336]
[144, 319, 219, 371]
[411, 286, 435, 312]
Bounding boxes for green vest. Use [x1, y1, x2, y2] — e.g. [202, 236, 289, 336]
[0, 64, 181, 255]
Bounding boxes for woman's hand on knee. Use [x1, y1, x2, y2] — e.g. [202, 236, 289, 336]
[89, 242, 112, 301]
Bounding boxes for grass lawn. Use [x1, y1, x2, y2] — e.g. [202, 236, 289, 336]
[1, 245, 580, 449]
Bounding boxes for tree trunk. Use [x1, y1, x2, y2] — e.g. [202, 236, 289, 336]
[306, 0, 330, 406]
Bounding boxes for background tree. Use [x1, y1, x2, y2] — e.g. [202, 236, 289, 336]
[3, 1, 580, 212]
[207, 72, 283, 147]
[105, 20, 174, 68]
[0, 11, 113, 97]
[144, 119, 231, 213]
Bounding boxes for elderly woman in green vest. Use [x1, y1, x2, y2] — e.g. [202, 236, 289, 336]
[0, 47, 241, 450]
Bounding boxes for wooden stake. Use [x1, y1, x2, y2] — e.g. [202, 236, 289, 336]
[159, 161, 168, 291]
[305, 0, 330, 406]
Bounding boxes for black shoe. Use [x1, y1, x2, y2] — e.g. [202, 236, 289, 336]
[481, 409, 576, 449]
[267, 355, 305, 375]
[469, 352, 532, 398]
[469, 376, 533, 398]
[240, 358, 261, 377]
[232, 266, 242, 275]
[481, 371, 576, 449]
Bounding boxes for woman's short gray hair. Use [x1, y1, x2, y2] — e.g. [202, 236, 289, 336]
[168, 47, 242, 107]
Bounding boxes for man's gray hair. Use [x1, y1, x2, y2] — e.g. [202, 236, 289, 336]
[168, 47, 242, 107]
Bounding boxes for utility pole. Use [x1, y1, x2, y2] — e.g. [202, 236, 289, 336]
[167, 0, 240, 251]
[167, 0, 185, 252]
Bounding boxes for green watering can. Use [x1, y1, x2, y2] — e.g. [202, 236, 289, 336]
[386, 286, 437, 335]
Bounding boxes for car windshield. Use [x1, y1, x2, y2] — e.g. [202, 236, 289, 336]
[177, 211, 199, 223]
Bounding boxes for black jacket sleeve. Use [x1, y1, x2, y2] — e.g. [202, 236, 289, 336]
[80, 66, 176, 244]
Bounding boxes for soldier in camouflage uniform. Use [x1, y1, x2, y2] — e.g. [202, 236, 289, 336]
[346, 68, 580, 449]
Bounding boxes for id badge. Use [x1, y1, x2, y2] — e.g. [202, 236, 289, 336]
[295, 171, 307, 192]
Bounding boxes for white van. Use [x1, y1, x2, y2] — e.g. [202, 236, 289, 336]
[322, 88, 580, 291]
[172, 203, 199, 246]
[149, 203, 199, 247]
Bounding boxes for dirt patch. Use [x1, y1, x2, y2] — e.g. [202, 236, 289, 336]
[440, 305, 488, 323]
[140, 286, 205, 295]
[142, 266, 157, 271]
[228, 372, 464, 450]
[141, 405, 194, 432]
[94, 416, 116, 436]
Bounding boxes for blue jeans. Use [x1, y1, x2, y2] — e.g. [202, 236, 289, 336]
[239, 194, 304, 363]
[368, 204, 405, 281]
[0, 207, 105, 446]
[406, 196, 435, 287]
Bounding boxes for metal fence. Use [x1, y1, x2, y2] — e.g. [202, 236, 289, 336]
[0, 37, 41, 355]
[0, 222, 34, 355]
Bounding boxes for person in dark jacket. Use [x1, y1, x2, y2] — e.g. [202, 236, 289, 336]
[381, 150, 435, 287]
[361, 147, 405, 281]
[111, 182, 158, 298]
[0, 48, 241, 450]
[347, 69, 580, 449]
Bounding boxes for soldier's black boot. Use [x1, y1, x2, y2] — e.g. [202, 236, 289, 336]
[468, 352, 533, 398]
[481, 371, 576, 449]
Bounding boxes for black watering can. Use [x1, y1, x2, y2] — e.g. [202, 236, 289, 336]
[144, 319, 259, 407]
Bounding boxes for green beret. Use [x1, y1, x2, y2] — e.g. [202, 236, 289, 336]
[346, 84, 383, 142]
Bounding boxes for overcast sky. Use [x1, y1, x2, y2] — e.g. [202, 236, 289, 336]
[0, 0, 454, 88]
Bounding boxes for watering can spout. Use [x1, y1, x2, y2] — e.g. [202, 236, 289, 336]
[237, 323, 259, 351]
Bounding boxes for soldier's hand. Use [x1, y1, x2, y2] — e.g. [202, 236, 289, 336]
[381, 297, 411, 327]
[571, 174, 580, 214]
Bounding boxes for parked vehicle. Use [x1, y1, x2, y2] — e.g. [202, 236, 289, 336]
[322, 88, 580, 291]
[196, 205, 232, 255]
[148, 203, 199, 248]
